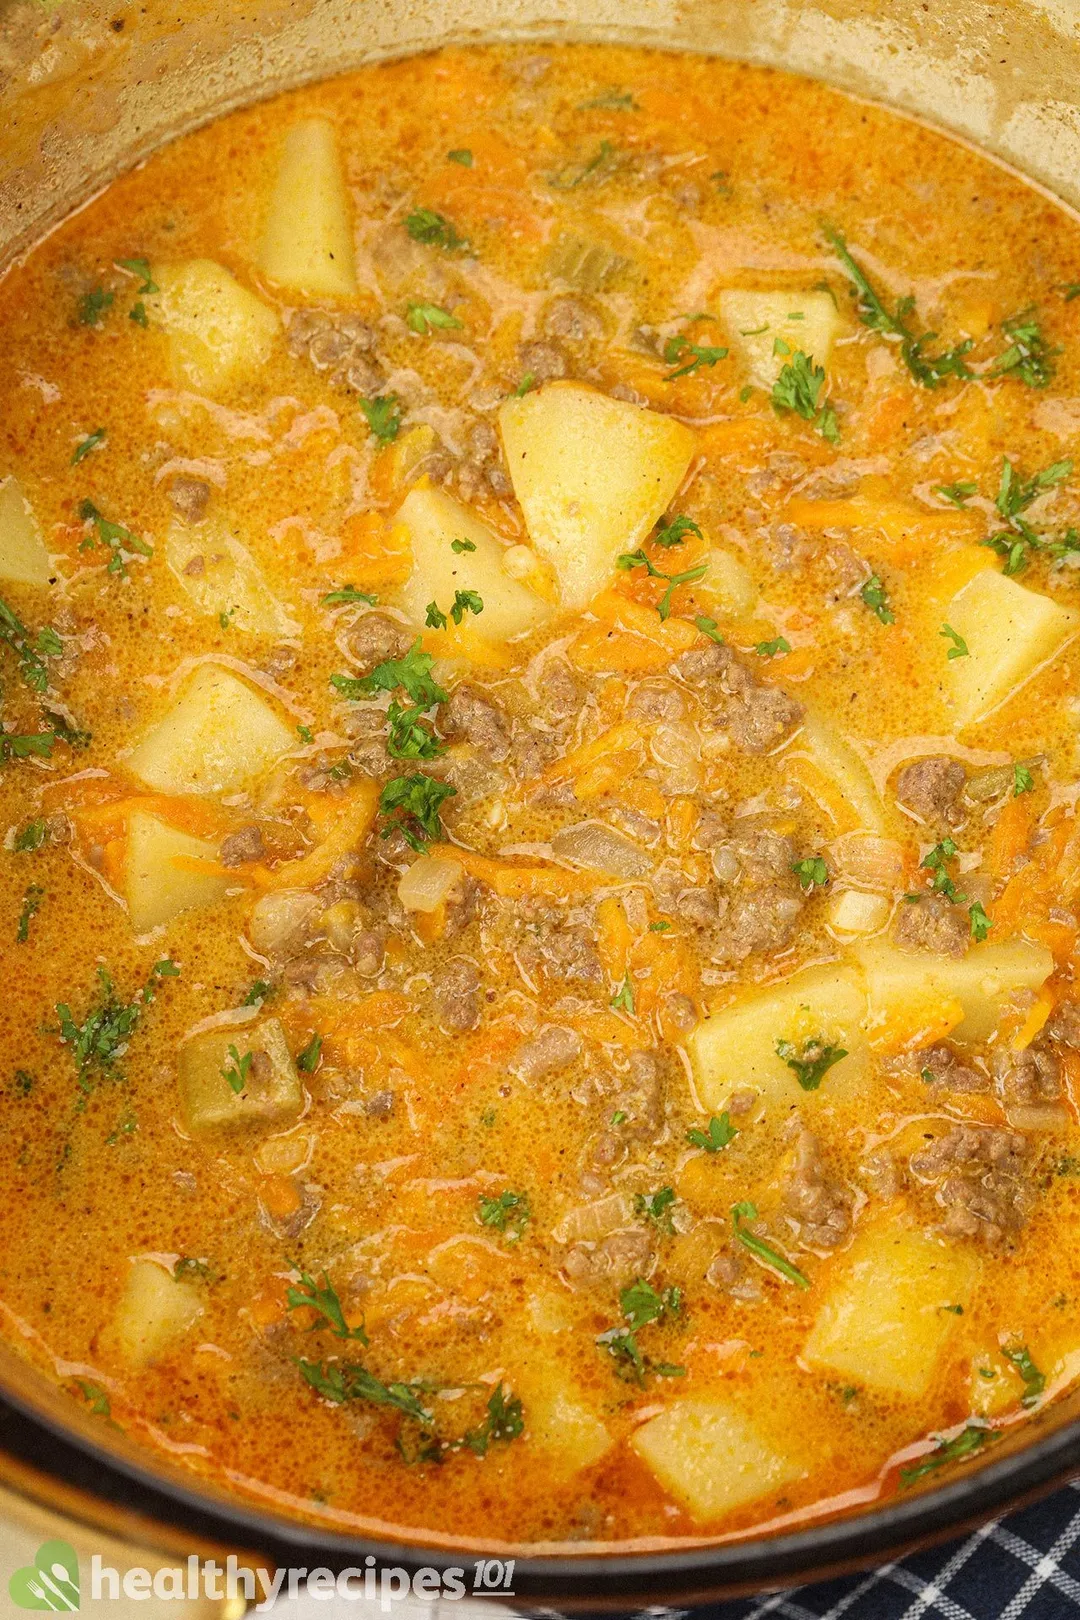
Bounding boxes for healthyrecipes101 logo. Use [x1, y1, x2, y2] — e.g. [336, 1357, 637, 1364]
[9, 1539, 518, 1610]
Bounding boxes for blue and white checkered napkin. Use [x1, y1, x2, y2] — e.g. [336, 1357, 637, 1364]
[707, 1480, 1080, 1620]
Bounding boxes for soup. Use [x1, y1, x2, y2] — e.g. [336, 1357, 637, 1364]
[2, 41, 1080, 1550]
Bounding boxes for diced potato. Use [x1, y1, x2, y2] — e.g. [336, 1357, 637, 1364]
[526, 1385, 613, 1481]
[165, 517, 296, 636]
[498, 382, 696, 610]
[177, 1016, 303, 1131]
[856, 937, 1055, 1046]
[689, 963, 867, 1113]
[126, 664, 294, 796]
[395, 486, 550, 641]
[258, 118, 357, 298]
[150, 259, 278, 395]
[631, 1399, 803, 1521]
[704, 547, 757, 617]
[112, 1258, 203, 1368]
[793, 712, 887, 834]
[945, 569, 1077, 728]
[125, 810, 230, 933]
[828, 888, 890, 937]
[803, 1224, 980, 1397]
[718, 290, 840, 390]
[0, 476, 52, 586]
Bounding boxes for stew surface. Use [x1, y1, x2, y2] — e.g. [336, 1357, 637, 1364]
[3, 42, 1080, 1550]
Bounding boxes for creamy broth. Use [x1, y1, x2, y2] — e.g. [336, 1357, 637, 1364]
[2, 43, 1080, 1549]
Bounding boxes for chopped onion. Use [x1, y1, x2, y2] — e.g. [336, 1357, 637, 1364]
[248, 888, 321, 954]
[827, 831, 905, 891]
[398, 854, 464, 914]
[828, 887, 890, 936]
[552, 1192, 635, 1246]
[551, 821, 652, 878]
[650, 722, 702, 793]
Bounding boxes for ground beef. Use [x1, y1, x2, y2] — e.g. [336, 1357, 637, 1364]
[612, 1050, 665, 1141]
[893, 894, 969, 957]
[535, 659, 582, 722]
[219, 825, 265, 867]
[168, 475, 211, 522]
[918, 1041, 988, 1093]
[781, 1131, 852, 1248]
[543, 295, 605, 343]
[895, 756, 966, 825]
[346, 613, 412, 675]
[288, 309, 384, 394]
[711, 820, 804, 961]
[563, 1228, 654, 1290]
[674, 641, 802, 753]
[351, 929, 386, 978]
[626, 680, 685, 723]
[433, 956, 481, 1031]
[441, 685, 511, 762]
[1047, 1000, 1080, 1048]
[509, 1024, 583, 1082]
[444, 873, 480, 939]
[992, 1043, 1062, 1109]
[526, 920, 604, 986]
[706, 1247, 762, 1302]
[519, 338, 566, 382]
[909, 1124, 1029, 1244]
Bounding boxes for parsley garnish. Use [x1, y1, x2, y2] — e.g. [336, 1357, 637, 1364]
[969, 900, 993, 942]
[610, 972, 635, 1014]
[514, 371, 536, 398]
[922, 837, 965, 903]
[981, 455, 1072, 575]
[825, 226, 973, 388]
[1014, 763, 1035, 796]
[936, 480, 977, 508]
[341, 640, 447, 709]
[899, 1422, 993, 1485]
[242, 979, 273, 1006]
[775, 1037, 846, 1090]
[549, 139, 621, 190]
[425, 589, 483, 629]
[616, 549, 708, 621]
[73, 1379, 111, 1417]
[54, 965, 157, 1103]
[990, 309, 1059, 389]
[1, 732, 56, 762]
[0, 596, 63, 693]
[406, 208, 467, 250]
[115, 257, 157, 294]
[940, 623, 969, 660]
[322, 585, 378, 607]
[358, 395, 402, 442]
[756, 636, 790, 657]
[296, 1032, 323, 1073]
[1003, 1343, 1045, 1406]
[379, 773, 456, 853]
[77, 286, 114, 327]
[79, 499, 153, 577]
[456, 1384, 525, 1456]
[477, 1189, 530, 1243]
[386, 700, 444, 761]
[663, 333, 729, 381]
[72, 427, 106, 465]
[792, 855, 829, 890]
[447, 148, 473, 166]
[221, 1044, 252, 1094]
[653, 515, 702, 549]
[687, 1113, 737, 1152]
[860, 574, 895, 624]
[771, 350, 839, 442]
[406, 302, 463, 335]
[450, 538, 476, 554]
[634, 1186, 677, 1235]
[695, 615, 725, 644]
[173, 1256, 215, 1283]
[597, 1277, 684, 1385]
[287, 1269, 368, 1340]
[296, 724, 313, 745]
[129, 302, 148, 328]
[298, 1357, 434, 1424]
[732, 1201, 810, 1288]
[14, 819, 47, 852]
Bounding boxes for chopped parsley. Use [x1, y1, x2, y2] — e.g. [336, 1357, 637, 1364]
[129, 302, 148, 328]
[296, 1032, 323, 1073]
[321, 584, 378, 607]
[220, 1044, 252, 1094]
[342, 640, 447, 709]
[358, 394, 402, 442]
[936, 480, 977, 508]
[406, 302, 462, 335]
[378, 773, 456, 853]
[77, 286, 114, 327]
[990, 308, 1059, 389]
[695, 615, 725, 644]
[78, 499, 153, 577]
[298, 1357, 433, 1424]
[899, 1421, 993, 1486]
[514, 372, 536, 398]
[1, 732, 56, 763]
[477, 1189, 530, 1242]
[115, 257, 157, 294]
[687, 1112, 737, 1152]
[755, 636, 791, 657]
[634, 1186, 677, 1235]
[386, 700, 444, 761]
[72, 427, 106, 465]
[732, 1201, 810, 1289]
[405, 208, 467, 250]
[0, 596, 63, 694]
[1014, 763, 1035, 796]
[54, 965, 157, 1103]
[825, 226, 973, 388]
[16, 884, 42, 943]
[14, 818, 47, 852]
[173, 1256, 216, 1283]
[616, 549, 709, 621]
[287, 1269, 368, 1340]
[860, 574, 895, 624]
[922, 837, 964, 903]
[454, 1384, 524, 1456]
[792, 855, 829, 890]
[296, 724, 313, 745]
[549, 139, 621, 190]
[1003, 1342, 1045, 1406]
[425, 589, 484, 629]
[450, 537, 476, 554]
[776, 1037, 847, 1091]
[663, 332, 729, 381]
[981, 455, 1072, 575]
[939, 623, 969, 660]
[73, 1379, 111, 1417]
[242, 979, 273, 1007]
[597, 1277, 684, 1385]
[653, 515, 702, 549]
[969, 900, 993, 942]
[447, 148, 473, 166]
[771, 350, 839, 442]
[610, 972, 635, 1014]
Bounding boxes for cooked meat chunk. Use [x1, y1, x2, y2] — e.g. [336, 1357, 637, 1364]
[918, 1041, 988, 1093]
[626, 680, 685, 723]
[893, 894, 969, 957]
[168, 475, 211, 522]
[346, 612, 412, 675]
[352, 929, 386, 977]
[895, 756, 966, 825]
[519, 338, 566, 382]
[544, 295, 605, 343]
[710, 820, 804, 961]
[433, 956, 481, 1031]
[910, 1124, 1029, 1244]
[444, 873, 480, 939]
[724, 890, 803, 959]
[441, 685, 511, 762]
[674, 641, 802, 753]
[782, 1131, 852, 1248]
[612, 1050, 665, 1140]
[992, 1043, 1063, 1110]
[536, 659, 582, 722]
[219, 825, 265, 867]
[563, 1227, 654, 1290]
[1047, 999, 1080, 1048]
[706, 1247, 762, 1302]
[528, 920, 604, 986]
[509, 1024, 583, 1082]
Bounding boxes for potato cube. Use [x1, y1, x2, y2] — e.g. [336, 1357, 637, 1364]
[856, 937, 1054, 1045]
[258, 118, 357, 298]
[395, 486, 550, 642]
[0, 476, 52, 586]
[177, 1017, 302, 1131]
[166, 517, 296, 636]
[803, 1224, 980, 1397]
[526, 1387, 613, 1481]
[126, 664, 294, 795]
[150, 259, 278, 395]
[689, 963, 866, 1114]
[944, 569, 1077, 728]
[631, 1399, 803, 1521]
[718, 290, 840, 389]
[125, 810, 229, 933]
[498, 382, 696, 610]
[112, 1258, 203, 1368]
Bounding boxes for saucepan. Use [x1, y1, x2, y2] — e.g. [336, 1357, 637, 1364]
[2, 0, 1080, 1606]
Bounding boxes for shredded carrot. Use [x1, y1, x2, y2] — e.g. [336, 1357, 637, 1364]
[567, 625, 675, 674]
[428, 843, 604, 898]
[258, 1175, 302, 1219]
[596, 896, 633, 984]
[668, 798, 698, 853]
[988, 792, 1039, 879]
[256, 781, 379, 892]
[785, 486, 980, 562]
[573, 750, 642, 800]
[1009, 989, 1055, 1051]
[336, 508, 412, 585]
[535, 721, 643, 787]
[69, 792, 229, 845]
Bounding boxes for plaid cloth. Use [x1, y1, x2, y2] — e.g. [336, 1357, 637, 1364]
[704, 1480, 1080, 1620]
